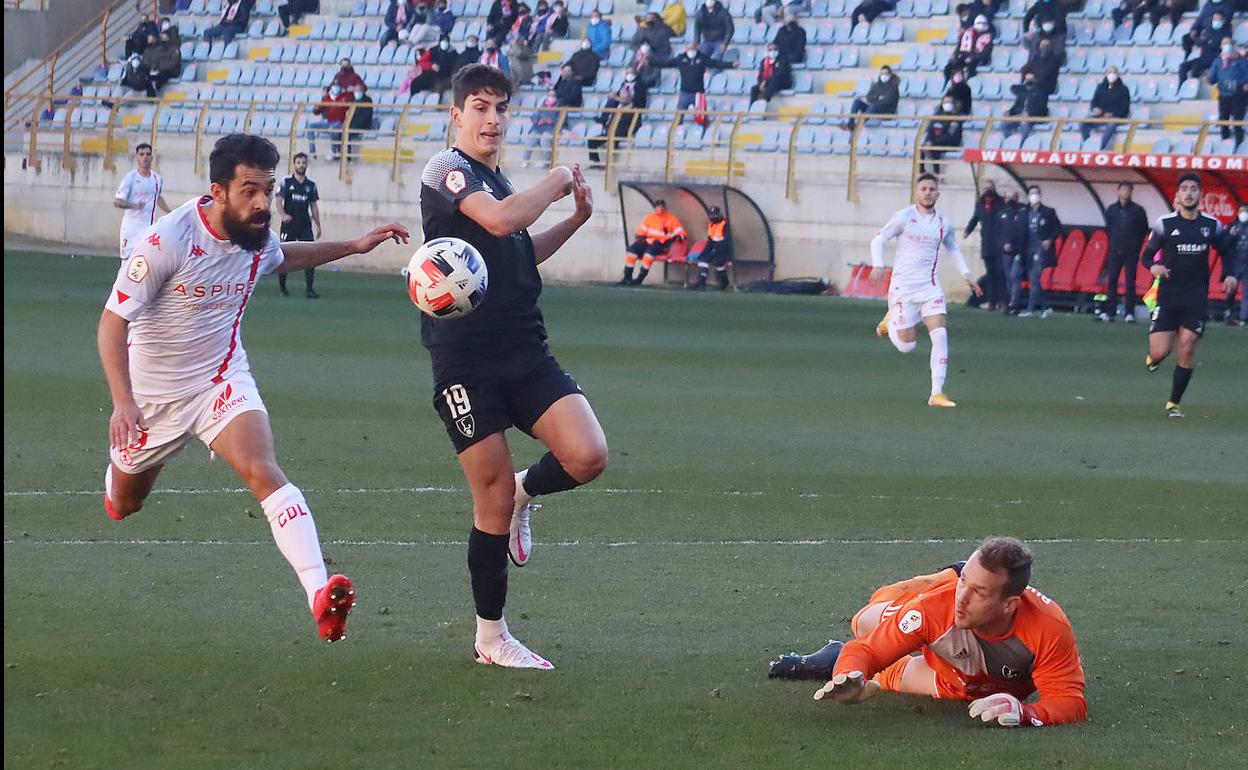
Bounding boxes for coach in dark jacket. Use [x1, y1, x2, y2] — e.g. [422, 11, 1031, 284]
[1100, 181, 1150, 321]
[965, 181, 1005, 309]
[1015, 185, 1062, 316]
[997, 190, 1027, 312]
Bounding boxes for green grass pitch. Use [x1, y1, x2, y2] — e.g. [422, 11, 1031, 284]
[4, 250, 1246, 769]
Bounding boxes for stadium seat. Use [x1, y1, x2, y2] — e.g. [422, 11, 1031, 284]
[1048, 230, 1086, 293]
[1072, 230, 1108, 293]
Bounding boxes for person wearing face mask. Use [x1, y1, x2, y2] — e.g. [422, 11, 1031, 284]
[944, 14, 994, 83]
[849, 0, 899, 31]
[565, 38, 601, 87]
[148, 30, 183, 92]
[1080, 66, 1131, 150]
[585, 11, 612, 60]
[1003, 73, 1049, 141]
[1182, 0, 1234, 59]
[693, 0, 734, 58]
[845, 66, 899, 132]
[508, 3, 534, 45]
[1022, 38, 1060, 95]
[553, 63, 584, 109]
[1022, 0, 1066, 39]
[203, 0, 253, 46]
[125, 14, 159, 59]
[406, 0, 441, 47]
[656, 44, 736, 112]
[345, 88, 375, 161]
[1227, 205, 1248, 327]
[157, 18, 181, 52]
[478, 38, 511, 74]
[630, 42, 661, 89]
[1179, 13, 1228, 85]
[945, 69, 972, 115]
[662, 0, 688, 37]
[331, 58, 367, 94]
[919, 98, 964, 178]
[524, 88, 561, 167]
[1026, 16, 1065, 63]
[410, 38, 457, 94]
[964, 181, 1005, 310]
[277, 0, 317, 35]
[1098, 182, 1149, 323]
[122, 52, 156, 97]
[307, 84, 353, 160]
[433, 0, 456, 37]
[589, 68, 649, 167]
[486, 0, 518, 44]
[750, 45, 793, 103]
[455, 37, 483, 74]
[690, 207, 733, 291]
[528, 1, 555, 49]
[1206, 39, 1248, 145]
[1014, 185, 1061, 318]
[773, 10, 807, 64]
[381, 0, 417, 49]
[631, 12, 675, 62]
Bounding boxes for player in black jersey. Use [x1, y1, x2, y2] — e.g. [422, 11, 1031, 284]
[1140, 173, 1239, 418]
[276, 152, 322, 298]
[418, 64, 606, 669]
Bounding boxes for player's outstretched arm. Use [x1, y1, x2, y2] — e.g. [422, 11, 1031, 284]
[278, 222, 410, 273]
[531, 164, 593, 264]
[98, 310, 146, 450]
[459, 166, 574, 238]
[813, 670, 881, 704]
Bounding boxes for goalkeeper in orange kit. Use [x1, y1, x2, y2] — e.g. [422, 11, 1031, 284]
[768, 536, 1088, 727]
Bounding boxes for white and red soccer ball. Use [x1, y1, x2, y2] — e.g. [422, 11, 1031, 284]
[405, 237, 488, 319]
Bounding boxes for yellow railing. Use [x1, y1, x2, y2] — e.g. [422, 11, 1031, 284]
[9, 93, 1245, 199]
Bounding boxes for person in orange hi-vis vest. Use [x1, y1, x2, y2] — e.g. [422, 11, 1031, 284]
[620, 199, 686, 286]
[768, 536, 1088, 728]
[690, 206, 732, 290]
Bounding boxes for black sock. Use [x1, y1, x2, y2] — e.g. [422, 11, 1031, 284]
[467, 527, 509, 621]
[305, 268, 315, 291]
[278, 272, 288, 290]
[635, 267, 649, 284]
[1170, 366, 1193, 404]
[622, 266, 634, 282]
[522, 452, 582, 497]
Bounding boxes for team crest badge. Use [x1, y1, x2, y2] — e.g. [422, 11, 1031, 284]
[1001, 665, 1022, 680]
[898, 610, 923, 634]
[456, 415, 475, 438]
[445, 170, 466, 194]
[127, 256, 149, 283]
[1200, 227, 1210, 238]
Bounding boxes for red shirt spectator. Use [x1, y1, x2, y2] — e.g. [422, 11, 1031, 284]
[314, 87, 354, 124]
[330, 59, 367, 94]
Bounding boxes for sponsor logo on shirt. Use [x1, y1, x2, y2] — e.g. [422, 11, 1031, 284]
[127, 256, 149, 283]
[146, 233, 161, 248]
[190, 244, 207, 258]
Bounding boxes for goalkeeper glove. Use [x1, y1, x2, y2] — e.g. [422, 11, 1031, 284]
[968, 693, 1039, 727]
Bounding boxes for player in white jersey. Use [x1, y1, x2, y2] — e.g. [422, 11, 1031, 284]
[869, 174, 981, 408]
[114, 143, 171, 259]
[98, 134, 409, 642]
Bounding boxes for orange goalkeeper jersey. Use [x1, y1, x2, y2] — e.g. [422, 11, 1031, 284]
[834, 569, 1087, 726]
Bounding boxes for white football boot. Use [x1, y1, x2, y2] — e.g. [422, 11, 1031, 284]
[509, 470, 538, 567]
[474, 631, 555, 670]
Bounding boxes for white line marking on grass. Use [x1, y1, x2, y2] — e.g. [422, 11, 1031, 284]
[4, 537, 1241, 548]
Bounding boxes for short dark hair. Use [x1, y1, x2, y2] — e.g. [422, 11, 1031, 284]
[976, 536, 1033, 597]
[653, 199, 666, 208]
[1028, 184, 1041, 193]
[452, 63, 513, 109]
[293, 151, 308, 162]
[917, 173, 939, 186]
[209, 133, 280, 187]
[1177, 172, 1201, 188]
[135, 143, 152, 153]
[1118, 181, 1133, 189]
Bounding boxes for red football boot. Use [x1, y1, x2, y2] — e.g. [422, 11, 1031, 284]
[105, 494, 128, 521]
[312, 574, 356, 643]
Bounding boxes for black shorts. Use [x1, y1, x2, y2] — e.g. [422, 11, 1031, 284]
[432, 356, 583, 454]
[698, 241, 732, 267]
[281, 228, 314, 243]
[1149, 302, 1207, 337]
[627, 239, 669, 258]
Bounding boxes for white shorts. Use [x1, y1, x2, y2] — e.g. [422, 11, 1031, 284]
[888, 285, 946, 330]
[120, 226, 142, 259]
[109, 371, 268, 475]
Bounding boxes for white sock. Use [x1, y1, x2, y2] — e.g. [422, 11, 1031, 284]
[476, 615, 508, 644]
[887, 321, 917, 353]
[929, 327, 949, 397]
[260, 483, 328, 610]
[104, 464, 114, 500]
[515, 469, 533, 509]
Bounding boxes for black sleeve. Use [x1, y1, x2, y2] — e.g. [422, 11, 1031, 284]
[277, 177, 290, 200]
[965, 208, 980, 237]
[1141, 218, 1166, 269]
[307, 181, 319, 204]
[1213, 225, 1236, 279]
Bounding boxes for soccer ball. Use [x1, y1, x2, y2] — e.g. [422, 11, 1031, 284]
[406, 237, 488, 319]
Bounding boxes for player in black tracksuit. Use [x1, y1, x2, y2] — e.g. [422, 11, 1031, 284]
[276, 152, 322, 298]
[1140, 172, 1239, 418]
[418, 65, 606, 669]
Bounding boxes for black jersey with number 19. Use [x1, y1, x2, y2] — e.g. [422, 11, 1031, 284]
[419, 148, 548, 380]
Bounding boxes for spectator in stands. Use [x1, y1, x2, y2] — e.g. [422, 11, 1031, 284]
[509, 3, 534, 44]
[1183, 0, 1235, 58]
[121, 53, 156, 98]
[589, 67, 649, 167]
[1022, 37, 1061, 95]
[773, 11, 807, 65]
[487, 0, 518, 44]
[844, 65, 900, 131]
[633, 13, 675, 62]
[454, 36, 482, 74]
[433, 0, 456, 37]
[631, 42, 661, 88]
[411, 36, 457, 93]
[381, 0, 417, 49]
[963, 0, 1000, 22]
[850, 1, 898, 30]
[659, 43, 736, 112]
[1079, 67, 1131, 150]
[1022, 0, 1066, 39]
[278, 0, 317, 34]
[620, 200, 687, 286]
[346, 87, 376, 159]
[160, 17, 181, 48]
[1149, 0, 1192, 28]
[125, 14, 159, 59]
[1100, 182, 1150, 323]
[1026, 15, 1066, 63]
[566, 39, 601, 87]
[694, 1, 734, 58]
[479, 37, 511, 73]
[757, 0, 809, 26]
[1208, 39, 1248, 145]
[750, 44, 793, 103]
[1015, 185, 1061, 318]
[964, 181, 1005, 311]
[945, 67, 972, 114]
[1002, 71, 1049, 142]
[554, 63, 584, 108]
[1111, 0, 1152, 29]
[307, 85, 352, 160]
[954, 3, 974, 30]
[332, 58, 368, 94]
[944, 14, 994, 84]
[146, 30, 183, 92]
[919, 97, 963, 177]
[1228, 204, 1248, 326]
[202, 0, 253, 46]
[1179, 14, 1227, 85]
[998, 189, 1027, 313]
[409, 1, 443, 46]
[662, 0, 688, 37]
[542, 2, 570, 46]
[586, 10, 612, 60]
[524, 88, 560, 167]
[509, 36, 537, 86]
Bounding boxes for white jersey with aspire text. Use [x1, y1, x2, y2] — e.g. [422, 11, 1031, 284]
[874, 205, 967, 295]
[116, 169, 165, 242]
[104, 196, 284, 403]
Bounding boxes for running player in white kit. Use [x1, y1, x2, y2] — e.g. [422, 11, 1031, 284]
[98, 134, 409, 642]
[869, 174, 981, 408]
[114, 143, 171, 259]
